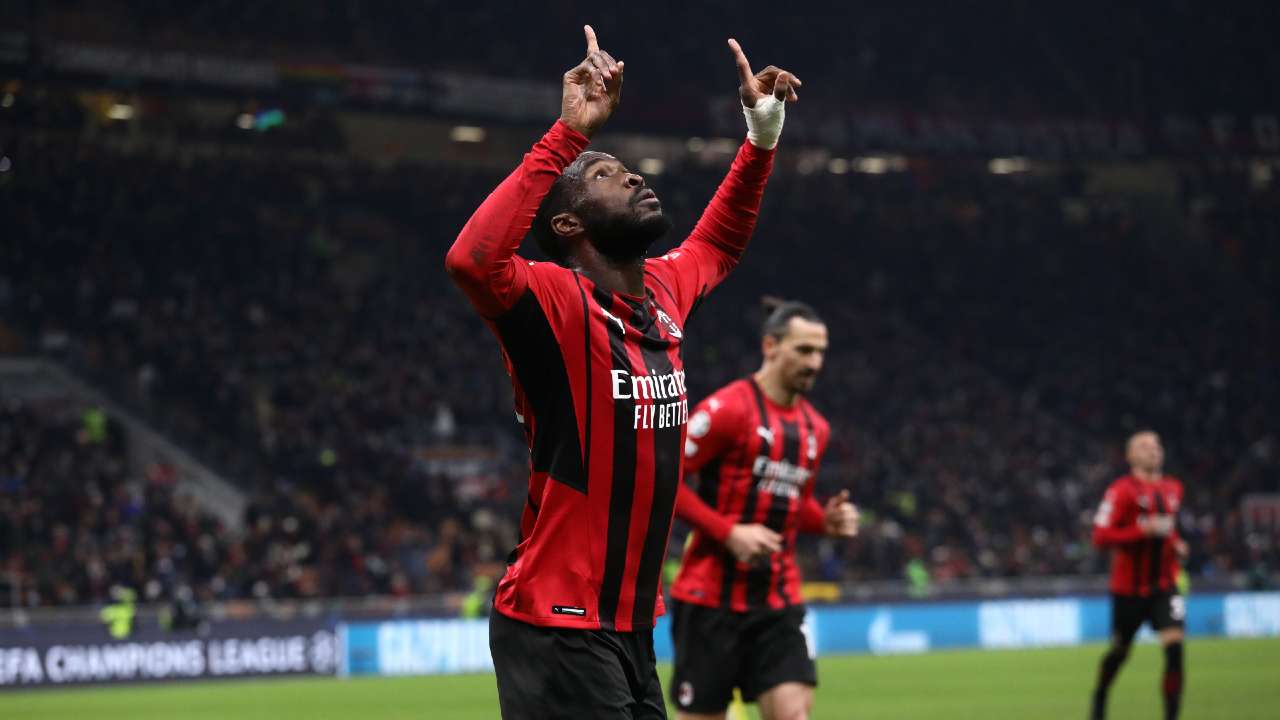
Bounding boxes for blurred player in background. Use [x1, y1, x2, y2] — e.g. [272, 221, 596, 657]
[1090, 430, 1187, 720]
[669, 300, 858, 720]
[446, 25, 800, 719]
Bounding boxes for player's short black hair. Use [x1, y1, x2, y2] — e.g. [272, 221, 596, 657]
[761, 298, 824, 340]
[531, 151, 614, 266]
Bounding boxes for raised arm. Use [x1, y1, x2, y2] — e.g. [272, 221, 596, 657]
[650, 40, 801, 316]
[445, 124, 587, 316]
[445, 25, 622, 317]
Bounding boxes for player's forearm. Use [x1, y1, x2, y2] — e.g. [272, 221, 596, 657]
[675, 481, 735, 543]
[798, 495, 826, 535]
[1092, 524, 1148, 546]
[445, 121, 589, 316]
[682, 142, 775, 272]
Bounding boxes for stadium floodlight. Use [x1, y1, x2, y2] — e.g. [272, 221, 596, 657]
[106, 103, 134, 121]
[450, 126, 486, 143]
[794, 148, 830, 175]
[638, 157, 665, 175]
[1, 93, 13, 108]
[686, 137, 706, 152]
[708, 138, 739, 154]
[853, 155, 908, 174]
[854, 156, 887, 174]
[0, 156, 10, 173]
[988, 157, 1031, 174]
[236, 113, 255, 130]
[828, 158, 850, 174]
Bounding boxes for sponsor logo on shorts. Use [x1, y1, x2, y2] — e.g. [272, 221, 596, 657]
[678, 681, 694, 707]
[551, 605, 586, 617]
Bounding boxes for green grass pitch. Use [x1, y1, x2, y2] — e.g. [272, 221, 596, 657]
[1, 637, 1276, 719]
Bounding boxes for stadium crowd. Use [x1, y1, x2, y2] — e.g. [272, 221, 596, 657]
[0, 396, 523, 607]
[2, 93, 1276, 607]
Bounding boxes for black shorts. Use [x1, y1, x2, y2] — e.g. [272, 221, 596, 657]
[489, 610, 666, 720]
[669, 600, 816, 714]
[1111, 592, 1186, 644]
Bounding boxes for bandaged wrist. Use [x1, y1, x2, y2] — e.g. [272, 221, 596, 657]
[742, 95, 785, 150]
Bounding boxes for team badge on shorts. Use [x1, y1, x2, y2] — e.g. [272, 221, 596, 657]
[678, 681, 695, 707]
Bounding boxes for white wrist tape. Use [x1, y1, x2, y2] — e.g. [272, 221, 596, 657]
[742, 94, 785, 150]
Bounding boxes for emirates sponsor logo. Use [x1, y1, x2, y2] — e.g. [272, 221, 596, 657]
[752, 456, 811, 499]
[611, 369, 690, 430]
[610, 369, 687, 400]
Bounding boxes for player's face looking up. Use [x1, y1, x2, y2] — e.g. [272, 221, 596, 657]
[1126, 431, 1164, 475]
[764, 317, 828, 394]
[571, 154, 671, 263]
[539, 152, 672, 266]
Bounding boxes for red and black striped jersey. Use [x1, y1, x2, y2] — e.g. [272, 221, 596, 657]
[672, 378, 831, 612]
[446, 121, 775, 631]
[1092, 474, 1184, 596]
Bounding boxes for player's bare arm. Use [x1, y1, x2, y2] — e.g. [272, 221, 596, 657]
[446, 25, 626, 316]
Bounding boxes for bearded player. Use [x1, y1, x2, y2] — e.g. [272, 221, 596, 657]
[446, 25, 801, 719]
[1090, 430, 1188, 720]
[669, 300, 859, 720]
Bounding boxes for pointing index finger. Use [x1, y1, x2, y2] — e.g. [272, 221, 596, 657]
[727, 38, 754, 86]
[584, 25, 599, 54]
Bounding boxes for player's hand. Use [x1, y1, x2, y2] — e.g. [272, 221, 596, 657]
[1174, 538, 1189, 559]
[823, 490, 859, 538]
[559, 25, 623, 138]
[725, 523, 782, 565]
[1138, 514, 1174, 537]
[727, 38, 801, 109]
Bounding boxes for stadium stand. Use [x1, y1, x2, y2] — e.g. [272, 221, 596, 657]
[2, 81, 1274, 608]
[2, 0, 1276, 608]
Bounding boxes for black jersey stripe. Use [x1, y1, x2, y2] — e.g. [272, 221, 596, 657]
[778, 404, 819, 604]
[765, 419, 801, 534]
[747, 417, 799, 607]
[724, 379, 772, 608]
[779, 412, 811, 606]
[1132, 486, 1146, 596]
[1149, 491, 1167, 593]
[597, 326, 635, 630]
[494, 291, 587, 493]
[596, 299, 637, 631]
[574, 275, 593, 475]
[631, 329, 683, 629]
[697, 461, 723, 507]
